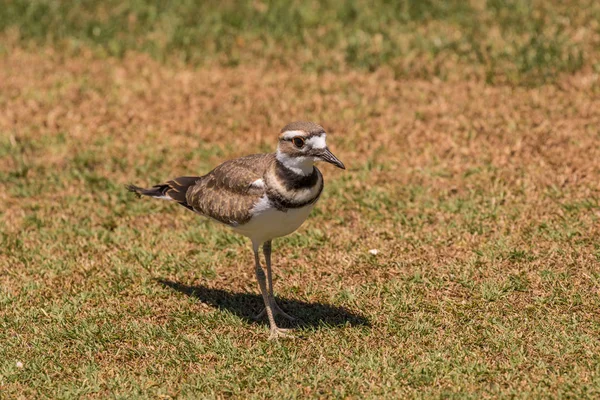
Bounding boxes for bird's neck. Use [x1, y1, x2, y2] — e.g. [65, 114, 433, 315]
[265, 157, 323, 209]
[275, 149, 314, 176]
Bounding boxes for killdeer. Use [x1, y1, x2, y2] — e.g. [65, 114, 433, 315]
[127, 121, 345, 339]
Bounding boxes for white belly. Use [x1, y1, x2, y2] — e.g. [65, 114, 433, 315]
[232, 196, 316, 244]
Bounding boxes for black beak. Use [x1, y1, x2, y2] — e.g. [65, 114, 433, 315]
[319, 147, 345, 169]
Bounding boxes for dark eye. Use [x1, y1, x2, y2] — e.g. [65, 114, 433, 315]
[292, 137, 305, 148]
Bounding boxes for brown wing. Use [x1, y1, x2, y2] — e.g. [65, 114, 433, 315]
[186, 153, 275, 225]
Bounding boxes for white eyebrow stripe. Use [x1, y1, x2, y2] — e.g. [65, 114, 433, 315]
[306, 134, 327, 149]
[280, 130, 306, 140]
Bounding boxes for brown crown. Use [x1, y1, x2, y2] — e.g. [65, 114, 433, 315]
[279, 121, 325, 137]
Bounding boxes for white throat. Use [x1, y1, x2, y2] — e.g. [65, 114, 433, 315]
[276, 149, 314, 176]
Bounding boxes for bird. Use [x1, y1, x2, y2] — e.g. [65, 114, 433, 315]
[127, 121, 345, 339]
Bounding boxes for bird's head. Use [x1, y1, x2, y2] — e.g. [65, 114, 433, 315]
[276, 121, 345, 175]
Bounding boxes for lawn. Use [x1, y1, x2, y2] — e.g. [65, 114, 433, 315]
[1, 1, 600, 398]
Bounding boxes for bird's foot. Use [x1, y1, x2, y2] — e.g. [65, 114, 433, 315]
[254, 297, 297, 321]
[268, 327, 294, 340]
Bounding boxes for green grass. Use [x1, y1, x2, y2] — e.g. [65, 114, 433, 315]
[1, 0, 599, 85]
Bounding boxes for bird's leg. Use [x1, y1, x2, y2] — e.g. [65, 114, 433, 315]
[254, 248, 291, 340]
[254, 241, 296, 321]
[264, 240, 275, 297]
[264, 241, 296, 320]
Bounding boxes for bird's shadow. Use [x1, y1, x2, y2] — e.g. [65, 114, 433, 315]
[158, 279, 370, 329]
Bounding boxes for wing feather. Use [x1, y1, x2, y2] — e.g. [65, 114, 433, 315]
[186, 154, 274, 225]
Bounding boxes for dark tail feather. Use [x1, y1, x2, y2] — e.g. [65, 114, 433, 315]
[126, 176, 200, 211]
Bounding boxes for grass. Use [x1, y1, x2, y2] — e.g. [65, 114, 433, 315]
[1, 49, 599, 398]
[1, 2, 600, 398]
[1, 0, 599, 85]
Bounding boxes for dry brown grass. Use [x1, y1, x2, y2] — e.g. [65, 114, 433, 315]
[1, 47, 600, 397]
